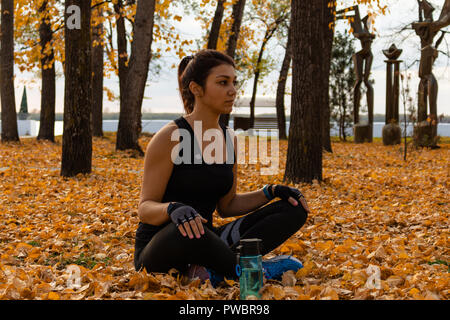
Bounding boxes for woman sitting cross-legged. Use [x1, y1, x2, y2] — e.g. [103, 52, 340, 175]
[134, 49, 310, 286]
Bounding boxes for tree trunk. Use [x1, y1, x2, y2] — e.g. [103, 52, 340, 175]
[0, 0, 19, 142]
[92, 7, 104, 137]
[275, 22, 292, 140]
[61, 0, 93, 177]
[207, 0, 225, 49]
[321, 0, 335, 153]
[226, 0, 246, 60]
[37, 0, 56, 142]
[249, 35, 269, 127]
[116, 0, 156, 155]
[342, 104, 347, 141]
[114, 0, 128, 116]
[284, 0, 324, 184]
[342, 93, 347, 141]
[220, 0, 246, 128]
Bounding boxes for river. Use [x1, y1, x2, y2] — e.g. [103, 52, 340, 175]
[1, 119, 450, 137]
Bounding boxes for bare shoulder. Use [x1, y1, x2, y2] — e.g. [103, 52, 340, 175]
[139, 121, 180, 208]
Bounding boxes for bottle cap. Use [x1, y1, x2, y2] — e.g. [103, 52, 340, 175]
[237, 238, 262, 256]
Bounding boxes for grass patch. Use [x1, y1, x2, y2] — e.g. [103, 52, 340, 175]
[63, 253, 111, 269]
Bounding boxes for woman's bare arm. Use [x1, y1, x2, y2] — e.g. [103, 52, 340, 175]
[137, 123, 179, 225]
[217, 188, 272, 218]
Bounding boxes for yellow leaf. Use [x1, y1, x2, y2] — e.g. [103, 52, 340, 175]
[399, 252, 409, 259]
[223, 278, 237, 286]
[409, 288, 423, 299]
[321, 287, 339, 300]
[261, 285, 285, 300]
[48, 292, 60, 300]
[342, 271, 352, 282]
[335, 245, 348, 253]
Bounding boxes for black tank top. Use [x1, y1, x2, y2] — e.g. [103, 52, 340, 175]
[135, 116, 236, 251]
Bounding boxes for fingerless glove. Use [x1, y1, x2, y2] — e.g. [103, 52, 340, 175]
[167, 202, 199, 227]
[273, 185, 304, 202]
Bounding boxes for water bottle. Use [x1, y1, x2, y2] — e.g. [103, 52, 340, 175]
[236, 238, 263, 300]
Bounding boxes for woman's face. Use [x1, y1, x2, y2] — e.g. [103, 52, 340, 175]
[192, 64, 237, 115]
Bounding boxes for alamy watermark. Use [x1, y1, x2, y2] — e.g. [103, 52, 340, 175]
[66, 5, 81, 30]
[65, 265, 81, 289]
[170, 120, 280, 175]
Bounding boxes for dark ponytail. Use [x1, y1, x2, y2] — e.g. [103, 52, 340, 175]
[177, 49, 235, 114]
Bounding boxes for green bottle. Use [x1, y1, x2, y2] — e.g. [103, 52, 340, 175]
[236, 238, 263, 300]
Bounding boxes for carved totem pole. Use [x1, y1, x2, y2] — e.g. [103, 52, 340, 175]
[336, 6, 376, 143]
[412, 0, 450, 147]
[382, 44, 403, 145]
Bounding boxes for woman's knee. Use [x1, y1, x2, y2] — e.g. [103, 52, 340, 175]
[278, 200, 308, 229]
[164, 223, 222, 252]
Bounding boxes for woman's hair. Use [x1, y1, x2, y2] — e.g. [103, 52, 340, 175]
[178, 49, 235, 114]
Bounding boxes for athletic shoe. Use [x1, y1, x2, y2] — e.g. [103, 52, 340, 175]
[206, 268, 224, 288]
[262, 255, 303, 280]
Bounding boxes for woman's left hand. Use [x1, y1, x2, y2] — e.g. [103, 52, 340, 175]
[272, 185, 311, 213]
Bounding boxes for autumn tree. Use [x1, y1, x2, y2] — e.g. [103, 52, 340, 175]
[61, 0, 93, 177]
[201, 0, 252, 127]
[1, 0, 19, 142]
[274, 16, 292, 140]
[321, 0, 336, 153]
[207, 0, 225, 49]
[92, 4, 104, 137]
[200, 0, 292, 135]
[113, 0, 129, 128]
[285, 0, 325, 183]
[284, 0, 387, 183]
[226, 0, 246, 59]
[195, 0, 261, 125]
[220, 0, 246, 127]
[37, 0, 56, 142]
[14, 1, 64, 143]
[116, 0, 156, 154]
[246, 0, 289, 128]
[107, 0, 188, 153]
[329, 31, 356, 141]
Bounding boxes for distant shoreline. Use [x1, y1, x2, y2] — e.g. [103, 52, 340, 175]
[4, 119, 450, 138]
[11, 112, 450, 123]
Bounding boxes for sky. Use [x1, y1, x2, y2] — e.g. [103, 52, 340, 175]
[12, 0, 450, 116]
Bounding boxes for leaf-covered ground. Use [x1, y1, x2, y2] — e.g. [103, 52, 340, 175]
[0, 133, 448, 300]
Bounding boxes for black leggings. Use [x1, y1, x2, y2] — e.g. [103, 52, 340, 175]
[134, 200, 308, 279]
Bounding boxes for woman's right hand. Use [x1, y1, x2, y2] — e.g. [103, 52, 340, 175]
[271, 185, 311, 213]
[167, 202, 208, 239]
